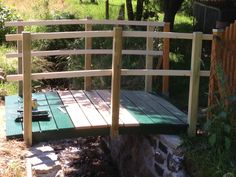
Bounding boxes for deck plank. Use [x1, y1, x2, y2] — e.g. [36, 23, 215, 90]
[139, 91, 187, 123]
[58, 90, 91, 129]
[123, 91, 185, 124]
[45, 92, 74, 129]
[96, 90, 140, 126]
[84, 90, 113, 126]
[71, 90, 108, 128]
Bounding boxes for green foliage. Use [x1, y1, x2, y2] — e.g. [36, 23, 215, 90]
[0, 3, 18, 44]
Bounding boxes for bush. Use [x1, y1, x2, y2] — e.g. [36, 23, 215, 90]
[0, 3, 18, 44]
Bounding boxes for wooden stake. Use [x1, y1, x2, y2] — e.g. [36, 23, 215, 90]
[162, 23, 170, 96]
[188, 32, 202, 137]
[84, 17, 92, 90]
[17, 23, 24, 97]
[145, 25, 154, 92]
[22, 32, 32, 147]
[111, 27, 122, 138]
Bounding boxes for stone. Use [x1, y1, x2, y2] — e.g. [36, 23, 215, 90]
[155, 163, 164, 176]
[159, 141, 168, 154]
[155, 151, 165, 164]
[159, 135, 182, 150]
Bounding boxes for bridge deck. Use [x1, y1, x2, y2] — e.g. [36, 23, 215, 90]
[5, 90, 188, 142]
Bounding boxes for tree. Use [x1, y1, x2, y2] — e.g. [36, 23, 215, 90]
[126, 0, 144, 21]
[163, 0, 184, 31]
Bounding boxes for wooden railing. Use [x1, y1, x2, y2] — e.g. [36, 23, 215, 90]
[5, 19, 170, 95]
[5, 19, 212, 146]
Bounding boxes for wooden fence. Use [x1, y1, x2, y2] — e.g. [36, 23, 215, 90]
[5, 19, 170, 95]
[5, 19, 212, 146]
[208, 20, 236, 109]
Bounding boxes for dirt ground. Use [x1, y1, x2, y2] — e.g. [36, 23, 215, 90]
[0, 100, 26, 177]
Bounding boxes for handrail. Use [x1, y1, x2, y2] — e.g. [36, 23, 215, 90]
[5, 19, 165, 27]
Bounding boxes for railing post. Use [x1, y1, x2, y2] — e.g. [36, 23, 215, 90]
[17, 21, 24, 97]
[111, 27, 122, 138]
[145, 25, 154, 92]
[162, 22, 170, 96]
[22, 32, 32, 146]
[188, 32, 202, 137]
[84, 17, 92, 90]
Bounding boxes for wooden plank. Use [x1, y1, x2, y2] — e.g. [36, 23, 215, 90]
[135, 91, 187, 123]
[22, 32, 32, 146]
[5, 19, 165, 27]
[84, 90, 113, 126]
[111, 27, 123, 137]
[188, 32, 202, 136]
[162, 23, 170, 96]
[71, 90, 108, 128]
[58, 90, 91, 129]
[96, 90, 139, 126]
[122, 91, 185, 125]
[85, 17, 92, 91]
[233, 22, 236, 93]
[145, 25, 154, 92]
[6, 49, 163, 58]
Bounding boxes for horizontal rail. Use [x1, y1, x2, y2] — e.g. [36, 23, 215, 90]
[5, 19, 165, 27]
[6, 49, 163, 58]
[6, 31, 113, 41]
[6, 31, 213, 42]
[7, 69, 112, 81]
[7, 69, 210, 81]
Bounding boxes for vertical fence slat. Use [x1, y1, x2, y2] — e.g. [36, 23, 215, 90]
[233, 21, 236, 94]
[22, 32, 32, 147]
[229, 24, 234, 93]
[145, 25, 154, 92]
[111, 27, 122, 138]
[17, 24, 24, 96]
[162, 23, 170, 96]
[84, 17, 92, 91]
[188, 32, 202, 137]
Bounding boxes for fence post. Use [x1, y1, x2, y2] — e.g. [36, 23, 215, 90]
[188, 32, 202, 137]
[84, 17, 92, 91]
[22, 32, 32, 147]
[145, 25, 154, 92]
[162, 22, 170, 96]
[111, 27, 122, 138]
[17, 22, 24, 97]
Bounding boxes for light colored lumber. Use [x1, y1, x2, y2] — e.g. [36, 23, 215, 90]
[22, 32, 32, 147]
[57, 91, 91, 128]
[84, 17, 92, 91]
[96, 90, 139, 127]
[111, 27, 122, 138]
[17, 24, 24, 96]
[188, 32, 203, 137]
[145, 25, 154, 92]
[162, 23, 170, 96]
[5, 19, 165, 27]
[121, 69, 191, 76]
[71, 90, 108, 128]
[6, 49, 163, 58]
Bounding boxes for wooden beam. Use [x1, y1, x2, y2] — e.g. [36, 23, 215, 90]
[22, 32, 32, 147]
[111, 27, 122, 138]
[84, 17, 92, 90]
[17, 23, 24, 97]
[145, 25, 154, 92]
[162, 23, 170, 96]
[188, 32, 203, 137]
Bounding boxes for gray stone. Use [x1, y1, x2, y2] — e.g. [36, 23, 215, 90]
[155, 151, 165, 164]
[159, 135, 182, 150]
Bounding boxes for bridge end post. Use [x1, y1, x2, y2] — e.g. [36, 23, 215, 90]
[110, 27, 122, 138]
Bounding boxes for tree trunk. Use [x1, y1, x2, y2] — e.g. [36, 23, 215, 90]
[136, 0, 144, 21]
[126, 0, 134, 20]
[163, 0, 184, 31]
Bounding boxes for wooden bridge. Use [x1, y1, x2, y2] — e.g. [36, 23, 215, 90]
[4, 19, 212, 146]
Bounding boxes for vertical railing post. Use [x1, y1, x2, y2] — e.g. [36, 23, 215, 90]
[188, 32, 202, 137]
[22, 32, 32, 146]
[145, 25, 154, 92]
[111, 27, 122, 138]
[84, 17, 92, 90]
[162, 22, 170, 96]
[17, 22, 24, 97]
